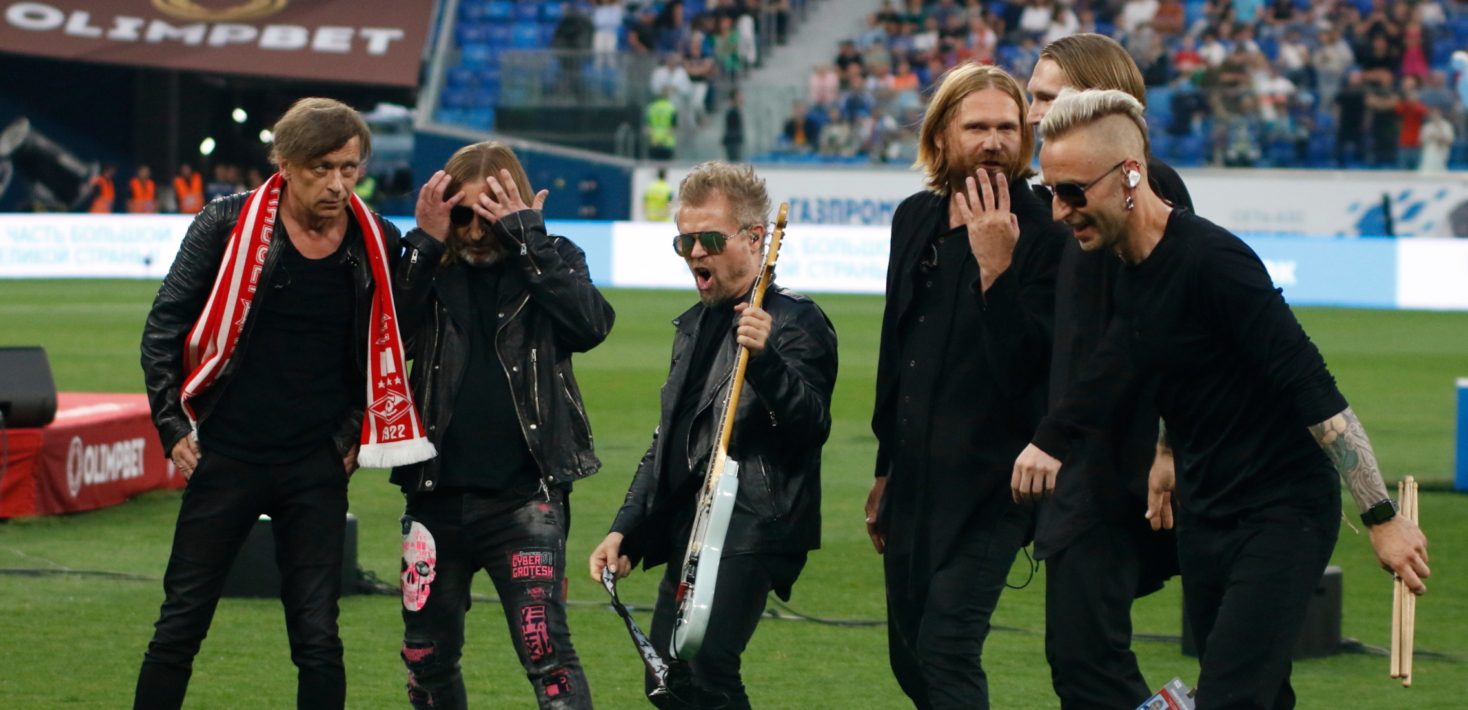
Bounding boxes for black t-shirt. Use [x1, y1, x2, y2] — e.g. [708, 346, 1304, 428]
[1037, 209, 1348, 521]
[664, 302, 736, 501]
[436, 264, 536, 492]
[200, 227, 357, 464]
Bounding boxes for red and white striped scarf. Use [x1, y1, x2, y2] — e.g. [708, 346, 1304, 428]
[179, 172, 435, 468]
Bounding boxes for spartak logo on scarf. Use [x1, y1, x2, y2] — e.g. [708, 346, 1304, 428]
[179, 172, 435, 468]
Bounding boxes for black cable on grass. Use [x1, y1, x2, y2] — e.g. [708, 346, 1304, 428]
[13, 566, 1458, 661]
[0, 568, 154, 581]
[1005, 545, 1038, 590]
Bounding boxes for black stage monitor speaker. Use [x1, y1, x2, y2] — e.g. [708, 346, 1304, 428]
[1182, 565, 1343, 660]
[0, 346, 58, 428]
[222, 513, 361, 598]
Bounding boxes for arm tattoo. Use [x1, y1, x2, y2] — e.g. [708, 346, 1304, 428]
[1309, 407, 1390, 514]
[1157, 419, 1171, 454]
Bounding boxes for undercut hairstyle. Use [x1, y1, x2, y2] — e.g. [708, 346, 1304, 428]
[442, 141, 534, 206]
[676, 161, 772, 230]
[269, 97, 372, 166]
[915, 63, 1034, 193]
[1038, 89, 1151, 156]
[1039, 33, 1147, 105]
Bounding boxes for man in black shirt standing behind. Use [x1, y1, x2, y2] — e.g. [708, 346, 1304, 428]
[391, 142, 613, 709]
[866, 63, 1067, 709]
[1016, 89, 1431, 709]
[1026, 33, 1191, 708]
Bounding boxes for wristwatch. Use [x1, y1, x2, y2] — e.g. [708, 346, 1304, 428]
[1360, 498, 1398, 527]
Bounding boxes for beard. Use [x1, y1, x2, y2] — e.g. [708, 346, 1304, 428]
[945, 148, 1019, 195]
[449, 230, 507, 268]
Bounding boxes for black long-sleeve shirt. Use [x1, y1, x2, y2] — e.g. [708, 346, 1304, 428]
[1034, 159, 1192, 558]
[1033, 208, 1347, 521]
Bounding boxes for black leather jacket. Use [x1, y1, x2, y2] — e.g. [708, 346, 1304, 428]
[610, 285, 837, 569]
[140, 193, 429, 456]
[389, 209, 614, 493]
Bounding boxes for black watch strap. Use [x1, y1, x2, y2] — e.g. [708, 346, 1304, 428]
[1360, 498, 1398, 527]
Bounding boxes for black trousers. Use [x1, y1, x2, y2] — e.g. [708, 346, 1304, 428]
[1044, 522, 1154, 709]
[884, 504, 1032, 710]
[400, 484, 590, 710]
[646, 551, 804, 709]
[1179, 496, 1339, 710]
[134, 444, 348, 710]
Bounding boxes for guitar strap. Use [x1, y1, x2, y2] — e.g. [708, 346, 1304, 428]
[600, 569, 726, 708]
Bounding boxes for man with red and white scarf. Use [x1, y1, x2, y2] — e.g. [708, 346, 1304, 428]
[136, 97, 440, 709]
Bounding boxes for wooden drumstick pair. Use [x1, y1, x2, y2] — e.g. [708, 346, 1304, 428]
[1389, 476, 1418, 687]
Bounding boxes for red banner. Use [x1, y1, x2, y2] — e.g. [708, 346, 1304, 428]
[0, 0, 433, 87]
[0, 392, 182, 518]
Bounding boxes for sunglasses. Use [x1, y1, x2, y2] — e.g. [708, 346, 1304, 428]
[1049, 160, 1127, 209]
[671, 227, 753, 257]
[449, 205, 477, 227]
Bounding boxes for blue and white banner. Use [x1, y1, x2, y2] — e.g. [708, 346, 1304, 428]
[632, 167, 1468, 237]
[2, 214, 1464, 310]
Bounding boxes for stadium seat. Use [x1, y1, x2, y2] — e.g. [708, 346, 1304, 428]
[447, 67, 477, 89]
[485, 1, 513, 22]
[465, 107, 496, 130]
[456, 23, 490, 47]
[441, 87, 474, 109]
[459, 1, 485, 22]
[513, 2, 540, 23]
[512, 22, 542, 49]
[487, 24, 514, 47]
[460, 44, 493, 66]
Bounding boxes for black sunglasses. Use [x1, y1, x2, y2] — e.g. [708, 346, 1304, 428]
[671, 227, 753, 257]
[1050, 160, 1127, 209]
[449, 205, 477, 227]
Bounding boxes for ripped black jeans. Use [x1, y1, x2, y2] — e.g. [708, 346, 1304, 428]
[400, 483, 591, 709]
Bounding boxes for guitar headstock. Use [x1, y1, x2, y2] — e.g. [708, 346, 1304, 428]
[763, 202, 788, 271]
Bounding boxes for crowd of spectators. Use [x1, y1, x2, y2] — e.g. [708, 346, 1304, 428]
[618, 0, 808, 158]
[772, 0, 1468, 171]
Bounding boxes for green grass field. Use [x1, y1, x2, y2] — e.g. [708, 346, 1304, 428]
[1, 280, 1464, 708]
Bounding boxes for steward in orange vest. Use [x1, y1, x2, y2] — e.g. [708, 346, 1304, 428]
[173, 164, 204, 214]
[129, 165, 158, 213]
[88, 165, 117, 213]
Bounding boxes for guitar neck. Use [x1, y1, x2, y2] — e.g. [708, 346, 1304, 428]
[703, 204, 787, 492]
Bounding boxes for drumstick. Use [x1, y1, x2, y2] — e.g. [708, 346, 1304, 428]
[1402, 477, 1418, 687]
[1390, 480, 1403, 678]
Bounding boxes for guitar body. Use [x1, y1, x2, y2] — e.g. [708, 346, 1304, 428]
[671, 459, 740, 660]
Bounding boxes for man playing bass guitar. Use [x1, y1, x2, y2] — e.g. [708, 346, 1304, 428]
[590, 161, 838, 709]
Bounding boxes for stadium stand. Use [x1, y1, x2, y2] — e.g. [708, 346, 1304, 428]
[754, 0, 1468, 170]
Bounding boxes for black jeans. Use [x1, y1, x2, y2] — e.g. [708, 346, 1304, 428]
[400, 484, 590, 709]
[134, 444, 348, 710]
[1179, 496, 1339, 710]
[884, 504, 1033, 710]
[646, 551, 805, 709]
[1044, 521, 1155, 709]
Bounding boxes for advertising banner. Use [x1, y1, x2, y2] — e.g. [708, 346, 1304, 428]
[0, 214, 1462, 310]
[0, 0, 432, 86]
[631, 167, 1468, 237]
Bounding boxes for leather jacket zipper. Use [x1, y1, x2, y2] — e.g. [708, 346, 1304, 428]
[531, 347, 541, 422]
[496, 294, 549, 492]
[559, 371, 592, 446]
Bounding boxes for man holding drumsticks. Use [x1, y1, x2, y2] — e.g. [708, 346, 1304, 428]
[1012, 89, 1430, 709]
